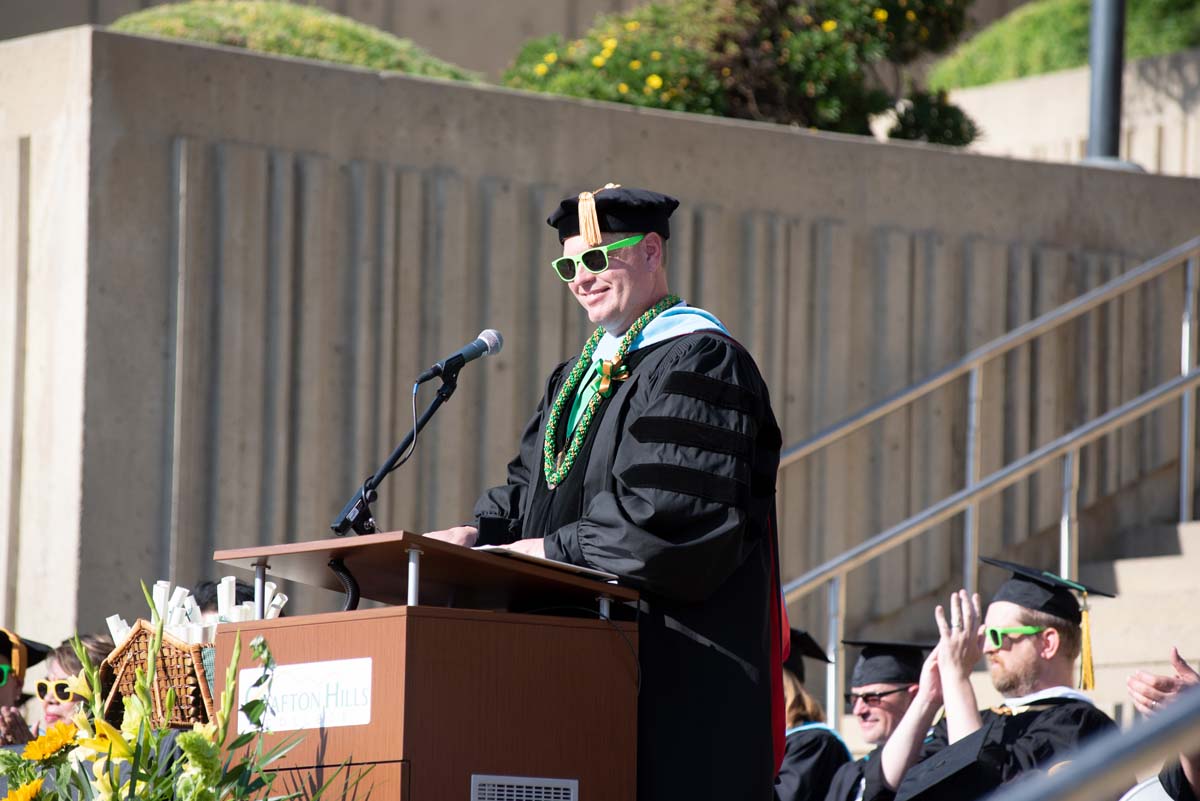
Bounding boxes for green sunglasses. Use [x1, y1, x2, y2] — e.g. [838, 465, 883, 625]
[551, 234, 645, 282]
[0, 664, 9, 686]
[985, 625, 1045, 648]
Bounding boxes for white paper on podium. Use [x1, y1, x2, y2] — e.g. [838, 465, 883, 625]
[473, 545, 619, 583]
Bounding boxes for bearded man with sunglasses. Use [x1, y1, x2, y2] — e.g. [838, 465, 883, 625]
[425, 184, 787, 801]
[0, 628, 50, 746]
[868, 558, 1120, 801]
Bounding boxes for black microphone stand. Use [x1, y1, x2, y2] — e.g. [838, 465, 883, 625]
[330, 367, 460, 536]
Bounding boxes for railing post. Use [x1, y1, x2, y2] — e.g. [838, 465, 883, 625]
[825, 575, 845, 732]
[1060, 450, 1080, 581]
[964, 365, 983, 595]
[1180, 256, 1197, 522]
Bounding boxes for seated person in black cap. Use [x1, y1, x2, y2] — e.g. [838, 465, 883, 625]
[0, 627, 51, 746]
[424, 183, 787, 800]
[1127, 646, 1200, 801]
[874, 558, 1119, 800]
[776, 629, 851, 801]
[823, 640, 931, 801]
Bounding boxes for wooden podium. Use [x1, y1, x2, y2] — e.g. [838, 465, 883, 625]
[213, 532, 639, 801]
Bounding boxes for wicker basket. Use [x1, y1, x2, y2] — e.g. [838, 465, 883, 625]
[99, 619, 215, 729]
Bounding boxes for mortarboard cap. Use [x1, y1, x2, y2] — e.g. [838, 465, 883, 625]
[547, 184, 679, 246]
[845, 639, 933, 688]
[982, 557, 1114, 625]
[0, 627, 51, 680]
[783, 628, 830, 683]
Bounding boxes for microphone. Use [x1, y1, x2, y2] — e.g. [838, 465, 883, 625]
[417, 329, 503, 383]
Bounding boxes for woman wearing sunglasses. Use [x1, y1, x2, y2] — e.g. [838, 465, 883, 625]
[36, 635, 113, 734]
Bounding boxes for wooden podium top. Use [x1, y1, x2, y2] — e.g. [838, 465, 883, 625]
[213, 530, 638, 610]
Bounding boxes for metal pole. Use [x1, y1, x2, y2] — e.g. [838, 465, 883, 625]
[1060, 450, 1080, 581]
[825, 576, 845, 732]
[1180, 257, 1197, 522]
[964, 366, 983, 595]
[254, 563, 266, 620]
[407, 547, 422, 606]
[598, 595, 611, 619]
[1086, 0, 1126, 159]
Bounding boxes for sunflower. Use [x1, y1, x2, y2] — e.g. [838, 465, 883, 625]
[3, 778, 43, 801]
[22, 721, 77, 761]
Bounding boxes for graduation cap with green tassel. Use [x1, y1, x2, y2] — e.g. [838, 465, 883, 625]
[981, 557, 1115, 691]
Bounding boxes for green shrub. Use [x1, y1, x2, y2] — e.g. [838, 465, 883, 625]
[889, 89, 982, 144]
[111, 0, 481, 82]
[505, 0, 729, 114]
[929, 0, 1200, 90]
[506, 0, 980, 145]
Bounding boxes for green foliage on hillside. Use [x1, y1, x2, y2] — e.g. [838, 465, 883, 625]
[929, 0, 1200, 90]
[506, 0, 981, 145]
[111, 0, 481, 82]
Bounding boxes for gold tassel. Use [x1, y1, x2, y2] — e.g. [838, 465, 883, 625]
[577, 182, 620, 247]
[1080, 592, 1095, 691]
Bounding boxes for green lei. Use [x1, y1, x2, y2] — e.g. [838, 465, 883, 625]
[542, 294, 681, 489]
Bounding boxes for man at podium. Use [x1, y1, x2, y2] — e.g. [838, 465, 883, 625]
[425, 184, 787, 800]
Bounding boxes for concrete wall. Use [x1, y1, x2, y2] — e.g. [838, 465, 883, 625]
[952, 46, 1200, 177]
[0, 0, 639, 78]
[3, 26, 1200, 654]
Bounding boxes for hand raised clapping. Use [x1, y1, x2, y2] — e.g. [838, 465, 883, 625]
[1127, 647, 1200, 717]
[935, 589, 984, 682]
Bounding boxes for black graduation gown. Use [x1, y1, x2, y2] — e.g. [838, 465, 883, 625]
[775, 726, 852, 801]
[1161, 761, 1199, 801]
[474, 332, 783, 801]
[864, 697, 1117, 801]
[824, 757, 869, 801]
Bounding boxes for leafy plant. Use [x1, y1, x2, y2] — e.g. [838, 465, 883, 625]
[0, 582, 362, 801]
[505, 0, 980, 145]
[111, 0, 481, 82]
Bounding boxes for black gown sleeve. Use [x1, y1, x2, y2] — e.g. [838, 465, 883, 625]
[542, 334, 780, 601]
[472, 361, 568, 545]
[775, 730, 852, 801]
[1161, 761, 1200, 801]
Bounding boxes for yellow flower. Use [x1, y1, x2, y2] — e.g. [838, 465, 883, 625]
[77, 718, 134, 761]
[650, 50, 662, 60]
[721, 66, 732, 77]
[603, 37, 618, 50]
[22, 721, 77, 761]
[906, 9, 917, 20]
[3, 778, 43, 801]
[66, 669, 92, 701]
[821, 19, 838, 32]
[543, 51, 558, 64]
[534, 63, 549, 76]
[624, 20, 640, 32]
[592, 55, 607, 68]
[645, 73, 663, 89]
[660, 92, 671, 102]
[873, 8, 888, 21]
[629, 59, 642, 70]
[618, 82, 629, 94]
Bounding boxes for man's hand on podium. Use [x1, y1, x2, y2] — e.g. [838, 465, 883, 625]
[422, 525, 479, 547]
[501, 538, 546, 559]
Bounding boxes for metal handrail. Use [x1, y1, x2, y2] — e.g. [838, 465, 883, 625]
[780, 235, 1200, 469]
[982, 686, 1200, 801]
[783, 367, 1200, 601]
[777, 236, 1200, 730]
